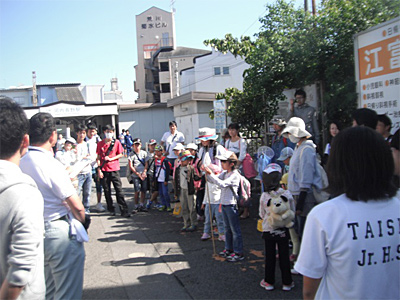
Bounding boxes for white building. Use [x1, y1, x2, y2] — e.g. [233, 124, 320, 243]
[134, 6, 211, 104]
[167, 49, 249, 143]
[0, 82, 119, 138]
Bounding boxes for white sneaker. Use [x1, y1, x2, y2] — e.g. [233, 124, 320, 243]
[291, 268, 299, 275]
[96, 203, 106, 212]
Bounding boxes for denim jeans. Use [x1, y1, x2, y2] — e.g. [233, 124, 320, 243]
[221, 205, 243, 254]
[78, 172, 92, 211]
[204, 204, 224, 235]
[44, 219, 85, 300]
[158, 182, 171, 208]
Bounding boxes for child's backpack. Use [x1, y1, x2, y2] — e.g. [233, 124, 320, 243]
[230, 174, 252, 207]
[242, 153, 258, 179]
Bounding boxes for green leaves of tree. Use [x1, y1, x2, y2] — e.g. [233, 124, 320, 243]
[204, 0, 399, 134]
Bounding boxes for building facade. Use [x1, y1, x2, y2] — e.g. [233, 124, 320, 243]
[167, 49, 249, 142]
[134, 6, 211, 104]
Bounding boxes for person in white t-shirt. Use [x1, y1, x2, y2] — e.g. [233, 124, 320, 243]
[75, 124, 95, 213]
[160, 121, 185, 165]
[294, 126, 399, 300]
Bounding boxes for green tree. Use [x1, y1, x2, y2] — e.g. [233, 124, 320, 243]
[205, 0, 399, 140]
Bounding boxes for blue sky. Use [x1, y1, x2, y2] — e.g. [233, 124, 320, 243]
[0, 0, 307, 101]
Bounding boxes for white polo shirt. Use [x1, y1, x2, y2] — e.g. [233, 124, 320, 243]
[161, 130, 185, 159]
[20, 146, 76, 222]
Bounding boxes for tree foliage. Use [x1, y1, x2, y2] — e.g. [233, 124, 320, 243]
[204, 0, 399, 137]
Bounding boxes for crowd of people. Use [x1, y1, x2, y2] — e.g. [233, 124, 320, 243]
[1, 90, 399, 299]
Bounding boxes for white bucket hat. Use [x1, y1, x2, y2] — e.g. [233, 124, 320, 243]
[281, 117, 312, 138]
[195, 127, 218, 141]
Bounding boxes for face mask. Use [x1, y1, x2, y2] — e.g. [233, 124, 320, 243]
[288, 135, 300, 143]
[105, 132, 114, 139]
[285, 165, 290, 172]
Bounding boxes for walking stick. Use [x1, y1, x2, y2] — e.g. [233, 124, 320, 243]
[204, 174, 217, 257]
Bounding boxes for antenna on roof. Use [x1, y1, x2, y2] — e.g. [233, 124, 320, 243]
[170, 0, 176, 13]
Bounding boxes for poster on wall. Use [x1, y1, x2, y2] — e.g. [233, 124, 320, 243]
[214, 99, 226, 134]
[354, 17, 400, 132]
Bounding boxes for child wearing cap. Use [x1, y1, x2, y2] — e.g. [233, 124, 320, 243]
[259, 163, 295, 292]
[153, 145, 172, 212]
[146, 139, 158, 209]
[277, 147, 294, 174]
[55, 137, 77, 171]
[277, 146, 299, 266]
[174, 150, 198, 232]
[204, 150, 244, 262]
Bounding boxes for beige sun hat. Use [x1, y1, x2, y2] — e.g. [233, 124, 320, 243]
[281, 117, 312, 138]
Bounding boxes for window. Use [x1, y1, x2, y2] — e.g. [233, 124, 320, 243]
[160, 62, 169, 72]
[214, 66, 230, 76]
[161, 83, 170, 93]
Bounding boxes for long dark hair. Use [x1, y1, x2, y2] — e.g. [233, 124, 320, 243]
[327, 127, 397, 201]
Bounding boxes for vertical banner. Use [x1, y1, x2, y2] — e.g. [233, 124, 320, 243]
[214, 99, 226, 134]
[354, 17, 400, 132]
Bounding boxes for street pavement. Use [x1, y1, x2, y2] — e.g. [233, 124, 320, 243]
[82, 157, 303, 299]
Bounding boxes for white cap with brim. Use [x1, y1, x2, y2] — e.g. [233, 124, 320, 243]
[281, 117, 312, 139]
[195, 127, 218, 141]
[277, 147, 294, 161]
[185, 143, 198, 150]
[215, 149, 234, 161]
[173, 143, 185, 151]
[263, 163, 282, 174]
[65, 137, 77, 144]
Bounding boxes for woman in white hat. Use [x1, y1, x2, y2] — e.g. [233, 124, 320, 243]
[281, 117, 318, 240]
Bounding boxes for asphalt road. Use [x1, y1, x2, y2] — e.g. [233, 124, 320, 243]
[82, 158, 303, 300]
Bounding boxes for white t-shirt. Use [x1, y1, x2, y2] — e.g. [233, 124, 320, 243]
[76, 142, 94, 174]
[294, 194, 400, 300]
[161, 130, 185, 159]
[20, 147, 76, 222]
[225, 138, 247, 161]
[154, 158, 166, 183]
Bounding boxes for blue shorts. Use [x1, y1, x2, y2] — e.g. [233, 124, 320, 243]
[132, 177, 147, 193]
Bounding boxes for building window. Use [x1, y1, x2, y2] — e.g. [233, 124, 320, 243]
[214, 66, 230, 76]
[161, 83, 170, 93]
[160, 62, 169, 72]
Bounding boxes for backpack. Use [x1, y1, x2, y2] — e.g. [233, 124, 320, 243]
[230, 173, 251, 207]
[300, 146, 330, 203]
[242, 153, 258, 179]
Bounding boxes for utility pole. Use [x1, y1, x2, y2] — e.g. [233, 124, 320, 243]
[304, 0, 308, 12]
[312, 0, 316, 16]
[32, 71, 37, 106]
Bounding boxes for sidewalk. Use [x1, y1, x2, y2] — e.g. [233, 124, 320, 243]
[82, 158, 303, 299]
